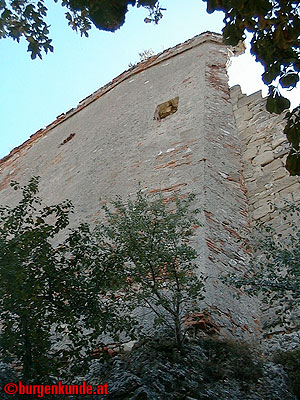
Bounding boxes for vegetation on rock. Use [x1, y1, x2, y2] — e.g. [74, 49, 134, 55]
[86, 337, 295, 400]
[0, 362, 18, 400]
[273, 348, 300, 399]
[225, 201, 300, 335]
[0, 177, 299, 399]
[0, 177, 130, 382]
[94, 190, 205, 349]
[0, 178, 204, 380]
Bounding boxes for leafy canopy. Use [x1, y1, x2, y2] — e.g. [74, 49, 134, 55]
[95, 191, 205, 348]
[0, 0, 165, 59]
[205, 0, 300, 175]
[225, 201, 300, 334]
[0, 177, 128, 382]
[0, 177, 205, 380]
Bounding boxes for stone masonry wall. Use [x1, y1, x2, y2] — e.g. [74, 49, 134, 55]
[199, 46, 261, 341]
[231, 85, 300, 348]
[231, 85, 300, 223]
[0, 33, 261, 344]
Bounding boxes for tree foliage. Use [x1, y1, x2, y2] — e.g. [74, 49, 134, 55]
[0, 0, 165, 59]
[205, 0, 300, 175]
[0, 177, 127, 382]
[273, 348, 300, 398]
[225, 201, 300, 333]
[0, 178, 204, 381]
[95, 191, 205, 348]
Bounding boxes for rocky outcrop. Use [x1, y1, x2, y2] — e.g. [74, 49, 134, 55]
[85, 337, 297, 400]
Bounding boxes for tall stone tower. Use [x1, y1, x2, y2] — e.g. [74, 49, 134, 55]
[0, 32, 298, 346]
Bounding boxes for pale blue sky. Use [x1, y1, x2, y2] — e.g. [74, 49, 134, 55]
[0, 0, 299, 159]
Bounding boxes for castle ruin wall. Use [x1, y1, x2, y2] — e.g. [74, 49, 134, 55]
[231, 84, 300, 348]
[1, 33, 286, 344]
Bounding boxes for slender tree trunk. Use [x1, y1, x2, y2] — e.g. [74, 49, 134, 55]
[22, 316, 33, 382]
[174, 298, 183, 349]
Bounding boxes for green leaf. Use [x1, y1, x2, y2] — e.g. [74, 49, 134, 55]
[262, 62, 281, 85]
[205, 0, 225, 14]
[266, 91, 291, 114]
[284, 107, 300, 151]
[275, 95, 291, 114]
[222, 22, 242, 46]
[266, 95, 276, 113]
[286, 150, 300, 176]
[286, 125, 300, 149]
[279, 73, 299, 89]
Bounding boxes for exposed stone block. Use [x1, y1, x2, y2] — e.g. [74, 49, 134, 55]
[154, 97, 179, 120]
[273, 143, 290, 159]
[272, 178, 299, 194]
[256, 173, 275, 189]
[244, 180, 257, 193]
[272, 167, 287, 181]
[234, 105, 253, 122]
[252, 196, 273, 210]
[242, 147, 257, 160]
[259, 143, 272, 153]
[271, 136, 286, 149]
[239, 126, 256, 143]
[293, 190, 300, 201]
[249, 137, 265, 148]
[262, 159, 283, 174]
[274, 192, 293, 206]
[237, 90, 262, 108]
[258, 213, 271, 223]
[236, 120, 249, 131]
[249, 104, 265, 114]
[230, 85, 242, 100]
[251, 111, 270, 124]
[252, 151, 274, 167]
[278, 182, 300, 195]
[242, 168, 255, 180]
[253, 203, 272, 220]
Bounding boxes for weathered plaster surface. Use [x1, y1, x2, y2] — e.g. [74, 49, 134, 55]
[0, 32, 263, 343]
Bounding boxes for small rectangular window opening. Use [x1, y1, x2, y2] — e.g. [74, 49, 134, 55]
[154, 97, 179, 120]
[60, 133, 76, 146]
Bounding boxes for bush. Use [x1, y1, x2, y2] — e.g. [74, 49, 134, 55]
[95, 191, 205, 348]
[0, 363, 18, 400]
[273, 348, 300, 399]
[201, 338, 263, 384]
[0, 177, 125, 382]
[224, 200, 300, 332]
